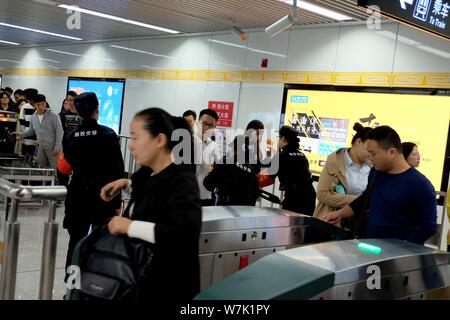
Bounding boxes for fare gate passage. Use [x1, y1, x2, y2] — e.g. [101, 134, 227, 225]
[196, 239, 450, 300]
[199, 206, 350, 290]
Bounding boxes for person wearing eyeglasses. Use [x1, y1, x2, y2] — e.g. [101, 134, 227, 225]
[195, 109, 222, 206]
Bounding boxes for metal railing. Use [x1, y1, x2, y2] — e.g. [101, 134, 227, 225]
[119, 135, 138, 179]
[0, 178, 66, 300]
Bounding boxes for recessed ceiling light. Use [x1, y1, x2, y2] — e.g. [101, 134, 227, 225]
[110, 45, 175, 60]
[0, 39, 20, 45]
[278, 0, 353, 21]
[0, 22, 82, 40]
[110, 45, 153, 55]
[45, 48, 115, 62]
[58, 5, 181, 34]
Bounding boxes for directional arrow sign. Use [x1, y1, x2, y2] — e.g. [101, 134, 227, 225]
[358, 0, 450, 40]
[399, 0, 414, 10]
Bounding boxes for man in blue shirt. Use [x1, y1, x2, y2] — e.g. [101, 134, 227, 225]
[322, 126, 437, 245]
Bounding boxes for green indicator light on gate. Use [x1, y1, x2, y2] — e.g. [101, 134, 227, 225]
[358, 242, 382, 255]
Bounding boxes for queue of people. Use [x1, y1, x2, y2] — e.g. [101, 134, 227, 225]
[0, 85, 442, 300]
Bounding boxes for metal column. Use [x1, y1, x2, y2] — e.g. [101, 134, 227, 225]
[38, 200, 59, 300]
[0, 198, 20, 300]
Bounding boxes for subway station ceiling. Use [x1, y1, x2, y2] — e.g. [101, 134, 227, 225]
[0, 0, 372, 47]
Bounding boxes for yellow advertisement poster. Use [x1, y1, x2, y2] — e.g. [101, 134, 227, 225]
[285, 89, 450, 191]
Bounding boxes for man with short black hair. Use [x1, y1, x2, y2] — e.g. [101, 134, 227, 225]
[2, 87, 13, 97]
[196, 108, 221, 206]
[183, 110, 197, 129]
[60, 91, 81, 144]
[322, 126, 437, 245]
[17, 94, 63, 170]
[13, 89, 25, 104]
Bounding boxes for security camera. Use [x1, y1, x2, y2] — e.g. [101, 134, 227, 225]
[265, 14, 295, 38]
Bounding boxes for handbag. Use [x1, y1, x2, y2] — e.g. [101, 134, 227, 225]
[65, 224, 154, 300]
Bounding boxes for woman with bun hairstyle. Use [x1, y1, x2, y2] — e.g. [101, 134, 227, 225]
[402, 142, 421, 168]
[100, 107, 202, 300]
[313, 123, 372, 222]
[270, 125, 316, 215]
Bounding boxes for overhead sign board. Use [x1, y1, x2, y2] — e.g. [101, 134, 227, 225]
[358, 0, 450, 40]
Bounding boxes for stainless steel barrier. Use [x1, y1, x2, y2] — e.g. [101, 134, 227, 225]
[0, 178, 66, 300]
[199, 206, 350, 290]
[119, 135, 137, 179]
[197, 238, 450, 300]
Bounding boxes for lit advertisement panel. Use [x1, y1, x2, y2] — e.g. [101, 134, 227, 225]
[67, 77, 126, 134]
[283, 88, 450, 191]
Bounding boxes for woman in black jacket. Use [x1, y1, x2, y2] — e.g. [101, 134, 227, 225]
[271, 125, 316, 215]
[100, 108, 201, 301]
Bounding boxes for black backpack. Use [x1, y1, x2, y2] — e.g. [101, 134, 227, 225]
[65, 224, 154, 300]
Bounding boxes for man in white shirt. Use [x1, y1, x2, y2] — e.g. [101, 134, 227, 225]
[18, 88, 38, 158]
[195, 109, 222, 206]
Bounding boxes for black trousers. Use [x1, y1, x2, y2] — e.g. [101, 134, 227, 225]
[65, 222, 91, 276]
[200, 199, 213, 206]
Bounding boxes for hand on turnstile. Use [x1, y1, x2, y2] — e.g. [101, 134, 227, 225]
[321, 210, 343, 225]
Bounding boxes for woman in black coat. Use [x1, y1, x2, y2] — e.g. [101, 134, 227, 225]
[271, 125, 316, 215]
[100, 108, 202, 301]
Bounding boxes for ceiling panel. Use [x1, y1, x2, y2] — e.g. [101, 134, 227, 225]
[0, 0, 370, 48]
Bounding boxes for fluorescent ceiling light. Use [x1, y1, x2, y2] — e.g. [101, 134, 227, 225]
[34, 58, 60, 63]
[0, 22, 82, 40]
[0, 39, 20, 45]
[110, 45, 175, 60]
[110, 45, 153, 56]
[417, 45, 450, 59]
[58, 5, 180, 34]
[208, 39, 287, 58]
[278, 0, 352, 21]
[0, 59, 20, 63]
[45, 48, 115, 62]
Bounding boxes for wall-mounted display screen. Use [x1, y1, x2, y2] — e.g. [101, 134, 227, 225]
[282, 86, 450, 191]
[67, 77, 126, 134]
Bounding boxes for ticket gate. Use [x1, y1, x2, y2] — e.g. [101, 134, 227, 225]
[196, 238, 450, 300]
[199, 206, 350, 290]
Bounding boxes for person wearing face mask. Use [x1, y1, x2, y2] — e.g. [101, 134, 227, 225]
[402, 142, 421, 168]
[100, 108, 201, 300]
[313, 123, 373, 223]
[60, 92, 124, 274]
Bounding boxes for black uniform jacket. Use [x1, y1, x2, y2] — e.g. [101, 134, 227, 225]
[126, 163, 202, 300]
[203, 155, 259, 206]
[64, 118, 124, 228]
[271, 144, 316, 215]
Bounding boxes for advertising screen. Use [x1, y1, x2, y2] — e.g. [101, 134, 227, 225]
[282, 87, 450, 191]
[67, 77, 126, 134]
